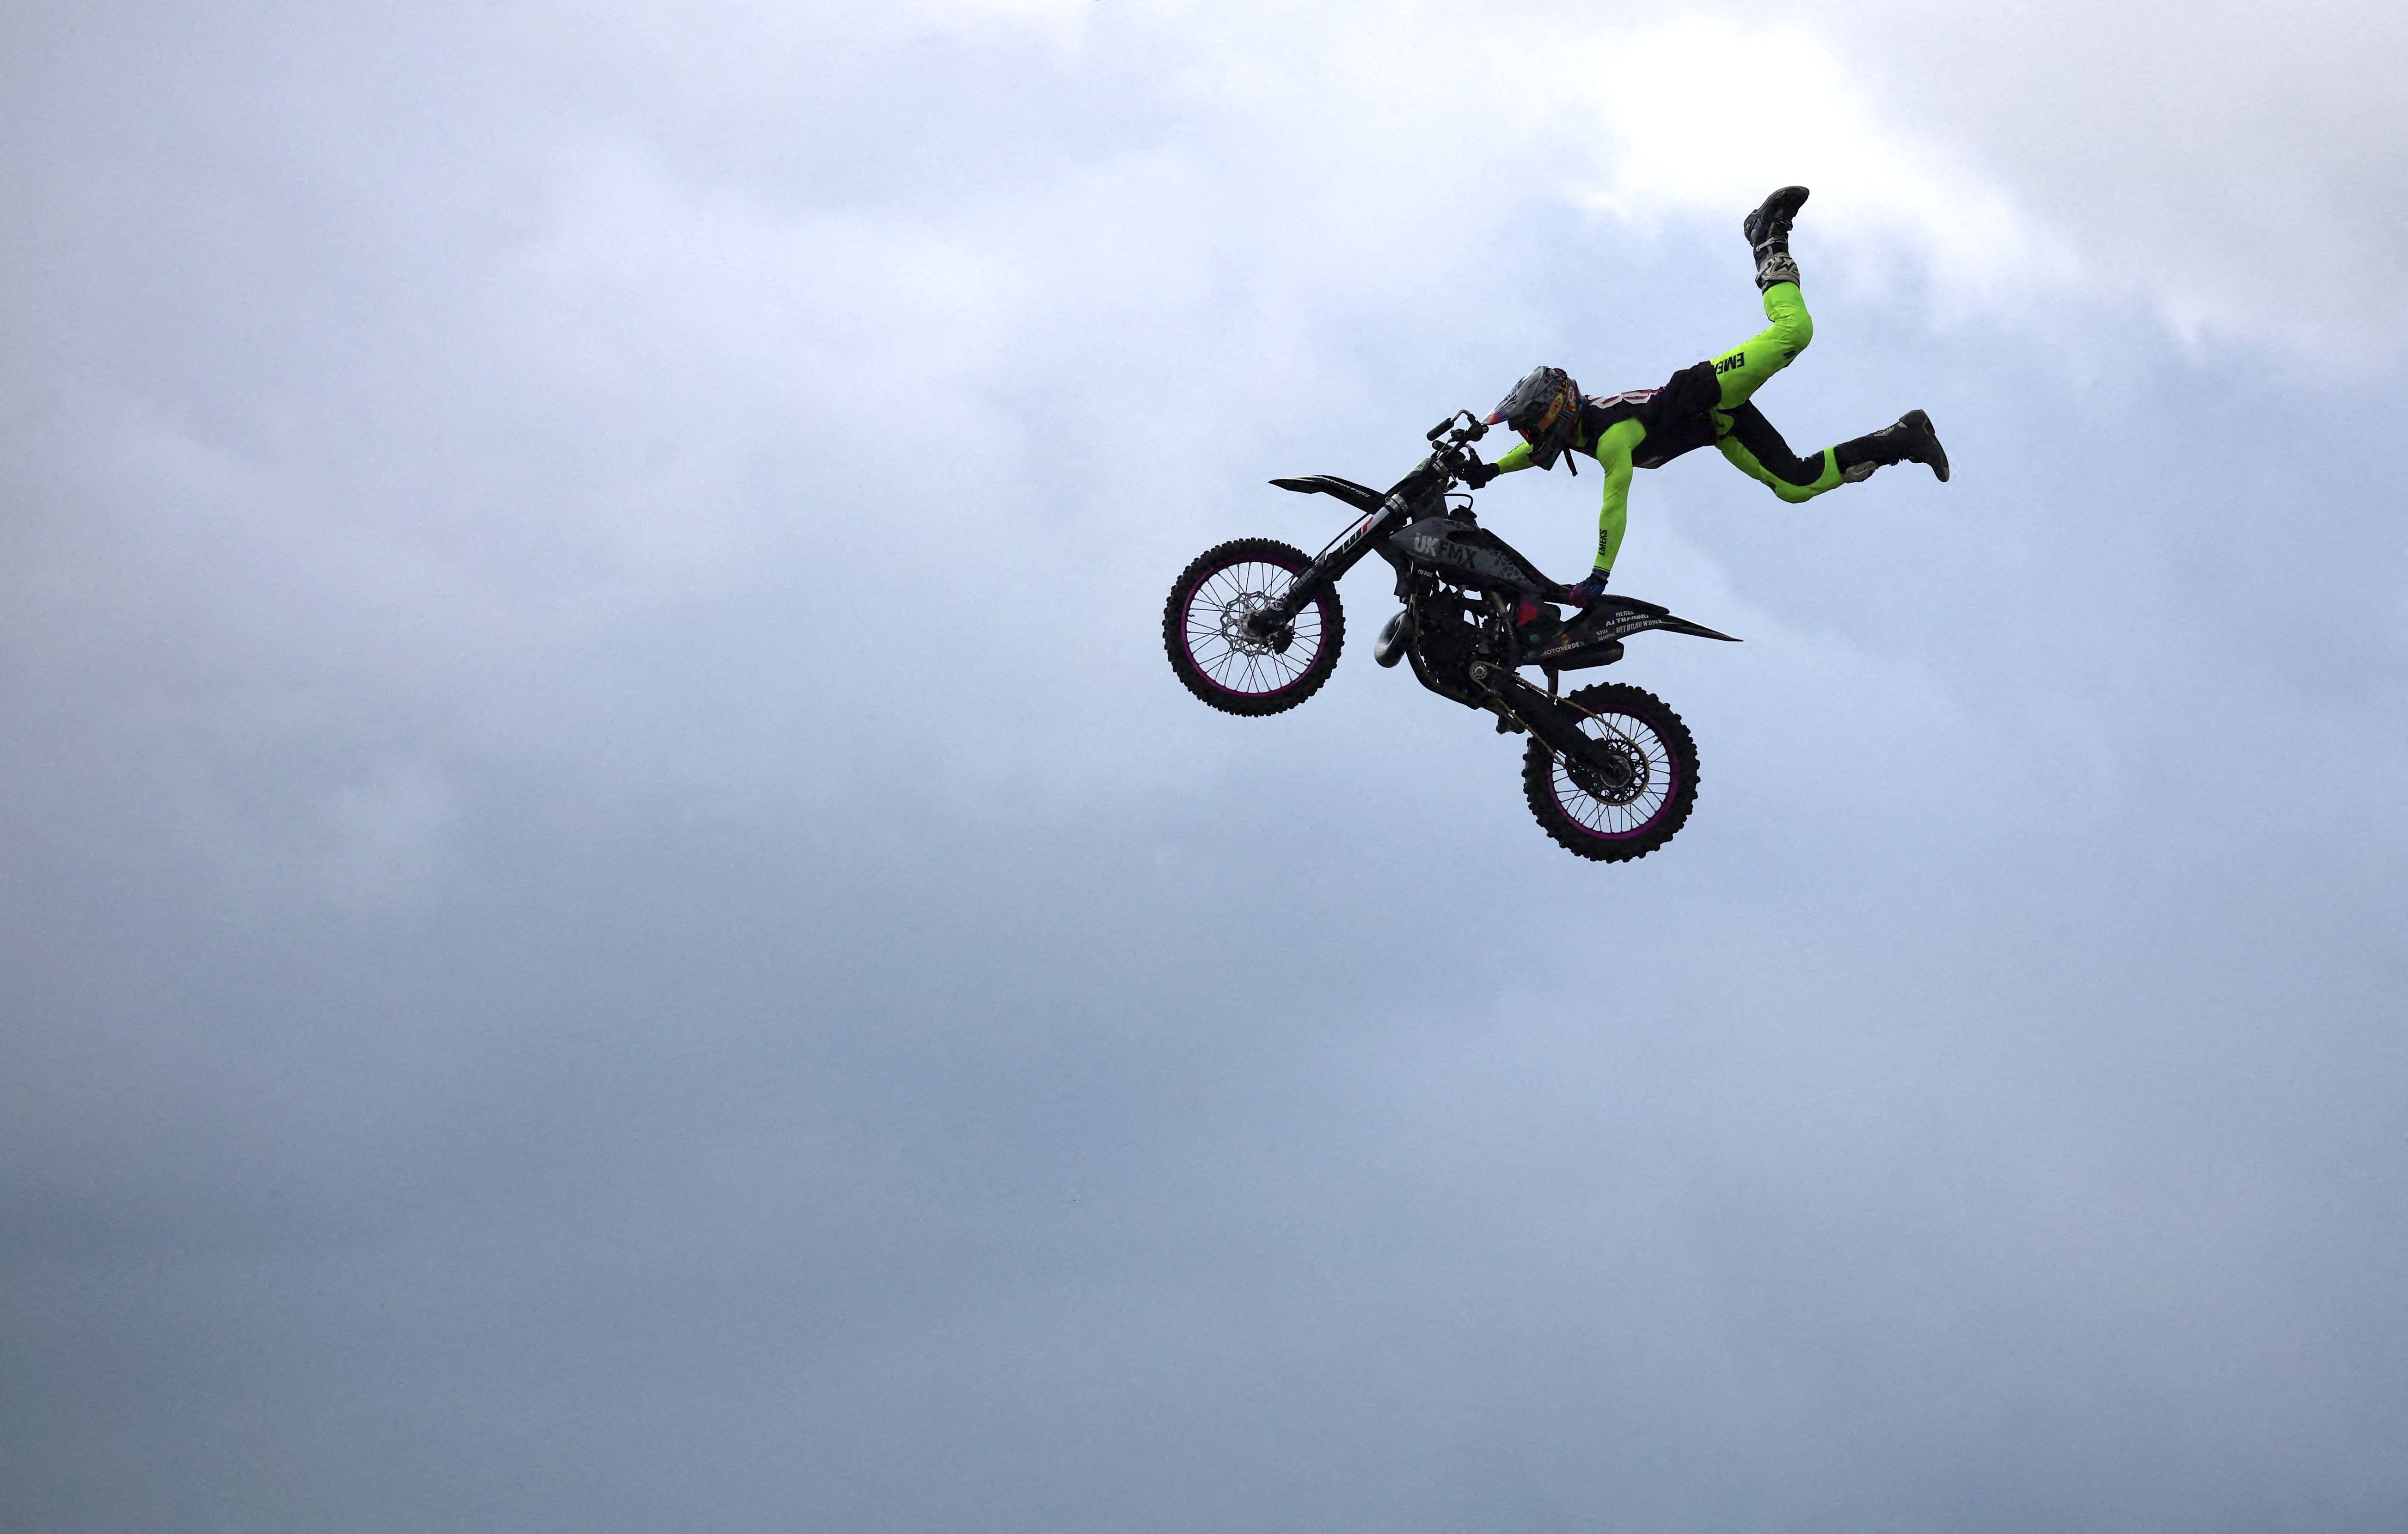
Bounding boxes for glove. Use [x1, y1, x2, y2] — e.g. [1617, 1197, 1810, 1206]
[1458, 457, 1498, 489]
[1564, 571, 1611, 607]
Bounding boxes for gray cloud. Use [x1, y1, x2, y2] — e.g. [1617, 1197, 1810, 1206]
[3, 3, 2404, 1531]
[1805, 0, 2408, 351]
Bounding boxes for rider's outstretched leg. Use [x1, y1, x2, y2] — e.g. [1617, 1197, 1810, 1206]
[1710, 186, 1818, 415]
[1710, 187, 1951, 498]
[1709, 279, 1814, 415]
[1717, 402, 1842, 503]
[1716, 405, 1950, 501]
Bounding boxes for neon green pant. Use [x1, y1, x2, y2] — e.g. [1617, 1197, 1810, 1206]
[1707, 282, 1846, 504]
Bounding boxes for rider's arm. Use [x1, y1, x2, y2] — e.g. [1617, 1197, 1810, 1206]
[1590, 417, 1644, 574]
[1491, 441, 1536, 474]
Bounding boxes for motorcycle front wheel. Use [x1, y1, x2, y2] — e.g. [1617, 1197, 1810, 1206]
[1522, 682, 1699, 862]
[1163, 538, 1345, 717]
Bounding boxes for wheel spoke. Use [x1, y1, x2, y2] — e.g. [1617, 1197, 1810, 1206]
[1178, 558, 1328, 696]
[1553, 712, 1672, 832]
[1518, 687, 1694, 858]
[1166, 540, 1347, 719]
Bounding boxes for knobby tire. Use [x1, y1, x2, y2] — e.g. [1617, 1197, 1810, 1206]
[1521, 681, 1700, 862]
[1163, 538, 1345, 717]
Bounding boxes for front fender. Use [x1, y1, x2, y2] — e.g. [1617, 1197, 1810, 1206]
[1269, 475, 1385, 514]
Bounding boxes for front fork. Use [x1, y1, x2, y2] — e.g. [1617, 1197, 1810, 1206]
[1254, 501, 1412, 634]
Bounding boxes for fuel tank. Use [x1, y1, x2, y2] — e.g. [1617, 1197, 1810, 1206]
[1387, 516, 1553, 596]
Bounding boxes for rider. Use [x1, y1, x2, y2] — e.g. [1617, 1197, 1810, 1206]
[1460, 187, 1948, 620]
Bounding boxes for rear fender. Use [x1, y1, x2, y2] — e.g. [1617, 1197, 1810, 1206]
[1569, 594, 1740, 645]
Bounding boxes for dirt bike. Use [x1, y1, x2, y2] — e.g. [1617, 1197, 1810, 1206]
[1162, 411, 1739, 861]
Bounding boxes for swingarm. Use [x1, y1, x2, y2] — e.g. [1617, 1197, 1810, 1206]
[1466, 663, 1637, 790]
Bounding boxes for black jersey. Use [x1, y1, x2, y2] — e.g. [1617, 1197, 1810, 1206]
[1579, 358, 1722, 469]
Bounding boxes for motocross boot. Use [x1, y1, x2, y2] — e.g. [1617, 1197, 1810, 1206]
[1742, 184, 1809, 290]
[1833, 408, 1950, 484]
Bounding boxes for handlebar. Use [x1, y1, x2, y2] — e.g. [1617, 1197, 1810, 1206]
[1418, 410, 1494, 490]
[1426, 409, 1489, 445]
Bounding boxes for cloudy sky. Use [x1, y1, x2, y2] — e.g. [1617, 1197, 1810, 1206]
[5, 1, 2405, 1529]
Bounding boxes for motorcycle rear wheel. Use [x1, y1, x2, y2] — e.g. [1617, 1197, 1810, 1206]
[1164, 538, 1345, 717]
[1521, 682, 1699, 862]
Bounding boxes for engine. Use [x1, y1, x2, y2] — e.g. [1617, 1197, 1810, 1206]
[1405, 583, 1491, 707]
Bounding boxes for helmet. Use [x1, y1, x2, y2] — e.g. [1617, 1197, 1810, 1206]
[1484, 366, 1582, 470]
